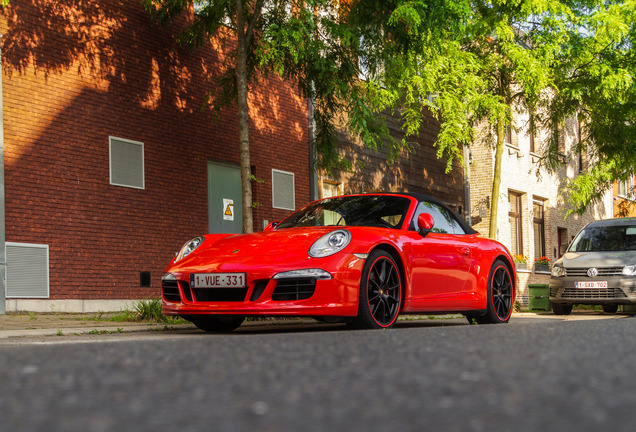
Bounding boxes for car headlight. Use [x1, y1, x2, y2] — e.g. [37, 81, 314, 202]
[551, 266, 566, 277]
[309, 229, 351, 258]
[623, 265, 636, 276]
[175, 236, 205, 262]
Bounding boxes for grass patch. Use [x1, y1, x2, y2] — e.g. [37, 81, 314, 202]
[110, 299, 189, 325]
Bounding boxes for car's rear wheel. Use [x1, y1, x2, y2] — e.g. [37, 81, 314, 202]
[468, 259, 513, 324]
[350, 250, 402, 329]
[190, 315, 245, 333]
[551, 303, 572, 315]
[602, 304, 619, 314]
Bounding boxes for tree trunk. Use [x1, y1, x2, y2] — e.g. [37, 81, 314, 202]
[489, 119, 505, 239]
[235, 0, 253, 233]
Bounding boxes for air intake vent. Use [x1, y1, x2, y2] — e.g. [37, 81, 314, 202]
[272, 278, 316, 301]
[162, 279, 181, 302]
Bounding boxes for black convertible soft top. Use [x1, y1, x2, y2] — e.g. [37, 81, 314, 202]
[363, 192, 478, 235]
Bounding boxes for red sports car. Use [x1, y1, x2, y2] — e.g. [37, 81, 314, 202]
[161, 193, 516, 331]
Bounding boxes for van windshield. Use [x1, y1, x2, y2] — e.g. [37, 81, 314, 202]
[570, 226, 636, 252]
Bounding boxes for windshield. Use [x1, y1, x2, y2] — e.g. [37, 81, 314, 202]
[569, 226, 636, 252]
[276, 195, 412, 229]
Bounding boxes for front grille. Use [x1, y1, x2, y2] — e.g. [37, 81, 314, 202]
[193, 288, 249, 302]
[565, 267, 624, 277]
[162, 280, 181, 302]
[272, 278, 316, 301]
[558, 287, 626, 300]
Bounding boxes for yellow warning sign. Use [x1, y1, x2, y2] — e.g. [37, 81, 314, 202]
[223, 199, 234, 221]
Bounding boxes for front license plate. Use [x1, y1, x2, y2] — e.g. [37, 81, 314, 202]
[575, 281, 608, 289]
[191, 273, 246, 288]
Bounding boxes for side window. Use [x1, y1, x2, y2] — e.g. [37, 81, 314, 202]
[413, 202, 466, 235]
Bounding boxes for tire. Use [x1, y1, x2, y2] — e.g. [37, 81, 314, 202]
[350, 250, 402, 329]
[191, 315, 245, 333]
[469, 259, 514, 324]
[551, 303, 573, 315]
[602, 304, 619, 314]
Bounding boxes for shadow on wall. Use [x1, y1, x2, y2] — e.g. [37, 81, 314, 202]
[325, 109, 465, 210]
[0, 0, 308, 299]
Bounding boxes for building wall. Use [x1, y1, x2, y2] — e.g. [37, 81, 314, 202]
[1, 0, 309, 306]
[319, 109, 466, 213]
[469, 109, 613, 306]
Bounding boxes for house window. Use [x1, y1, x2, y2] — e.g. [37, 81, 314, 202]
[504, 124, 512, 145]
[533, 200, 546, 259]
[109, 137, 145, 189]
[508, 192, 523, 256]
[618, 175, 635, 201]
[321, 181, 342, 199]
[272, 169, 295, 210]
[6, 243, 49, 298]
[529, 131, 535, 154]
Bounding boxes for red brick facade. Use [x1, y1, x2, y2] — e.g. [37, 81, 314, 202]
[320, 110, 466, 214]
[1, 1, 309, 301]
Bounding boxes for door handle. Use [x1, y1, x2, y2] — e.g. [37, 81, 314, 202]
[461, 247, 470, 256]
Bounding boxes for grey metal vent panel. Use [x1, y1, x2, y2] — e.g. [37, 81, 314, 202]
[272, 169, 295, 210]
[6, 243, 49, 298]
[109, 136, 145, 189]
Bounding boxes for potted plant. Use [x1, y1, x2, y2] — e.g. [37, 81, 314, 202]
[534, 256, 550, 273]
[513, 255, 528, 270]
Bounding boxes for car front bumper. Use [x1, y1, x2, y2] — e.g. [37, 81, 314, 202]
[550, 276, 636, 305]
[161, 254, 365, 317]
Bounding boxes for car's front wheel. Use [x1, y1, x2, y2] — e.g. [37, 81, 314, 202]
[602, 304, 619, 314]
[190, 315, 245, 333]
[350, 250, 402, 329]
[551, 303, 572, 315]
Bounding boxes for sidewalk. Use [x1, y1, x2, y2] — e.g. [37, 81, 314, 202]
[0, 310, 629, 340]
[0, 312, 194, 339]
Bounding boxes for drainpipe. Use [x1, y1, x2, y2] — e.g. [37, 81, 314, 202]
[0, 35, 6, 314]
[307, 96, 319, 201]
[463, 145, 472, 226]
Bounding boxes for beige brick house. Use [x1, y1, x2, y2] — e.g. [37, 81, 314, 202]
[468, 110, 613, 306]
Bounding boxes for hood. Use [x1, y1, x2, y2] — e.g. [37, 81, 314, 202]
[559, 250, 636, 268]
[193, 227, 337, 260]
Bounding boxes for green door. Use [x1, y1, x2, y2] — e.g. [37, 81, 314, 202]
[208, 162, 243, 234]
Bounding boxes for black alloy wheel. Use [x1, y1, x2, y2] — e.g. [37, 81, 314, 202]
[468, 259, 514, 324]
[551, 303, 573, 315]
[351, 250, 402, 329]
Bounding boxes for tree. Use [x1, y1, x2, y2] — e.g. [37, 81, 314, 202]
[375, 0, 635, 237]
[142, 0, 408, 233]
[376, 1, 552, 238]
[143, 0, 475, 233]
[542, 1, 636, 215]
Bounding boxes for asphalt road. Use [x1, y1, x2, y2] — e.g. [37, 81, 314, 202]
[1, 315, 635, 432]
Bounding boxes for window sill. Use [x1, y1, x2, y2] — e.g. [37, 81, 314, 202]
[506, 143, 523, 158]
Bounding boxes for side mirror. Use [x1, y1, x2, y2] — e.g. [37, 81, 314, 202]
[264, 221, 280, 232]
[417, 213, 434, 237]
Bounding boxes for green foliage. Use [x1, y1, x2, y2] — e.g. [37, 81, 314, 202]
[142, 0, 636, 214]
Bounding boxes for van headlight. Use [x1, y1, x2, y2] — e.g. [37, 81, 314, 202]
[551, 266, 566, 277]
[623, 265, 636, 276]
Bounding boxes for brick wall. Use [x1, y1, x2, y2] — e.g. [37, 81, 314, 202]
[1, 0, 309, 300]
[320, 109, 466, 214]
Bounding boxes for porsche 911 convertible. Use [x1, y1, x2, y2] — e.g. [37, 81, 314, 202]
[161, 193, 516, 331]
